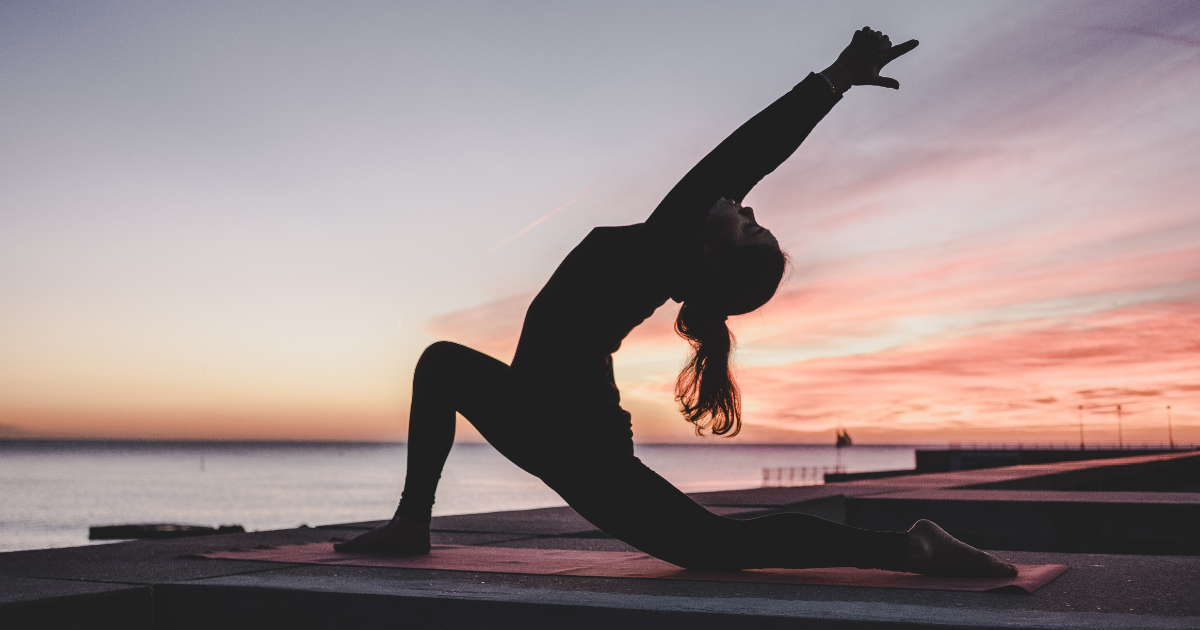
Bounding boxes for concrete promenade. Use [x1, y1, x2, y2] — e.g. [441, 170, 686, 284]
[3, 451, 1199, 629]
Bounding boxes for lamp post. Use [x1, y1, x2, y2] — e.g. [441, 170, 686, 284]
[1078, 405, 1085, 450]
[1168, 406, 1174, 450]
[1117, 404, 1123, 448]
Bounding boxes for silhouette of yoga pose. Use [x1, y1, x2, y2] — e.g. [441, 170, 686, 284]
[338, 28, 1016, 577]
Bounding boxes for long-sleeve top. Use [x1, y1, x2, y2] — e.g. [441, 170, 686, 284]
[510, 73, 841, 452]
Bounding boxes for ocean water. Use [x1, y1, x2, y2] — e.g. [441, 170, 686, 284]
[0, 441, 917, 553]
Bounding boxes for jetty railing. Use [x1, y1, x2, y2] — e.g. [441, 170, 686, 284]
[941, 443, 1197, 451]
[761, 465, 846, 487]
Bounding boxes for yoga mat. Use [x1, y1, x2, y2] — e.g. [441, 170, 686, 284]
[196, 543, 1066, 593]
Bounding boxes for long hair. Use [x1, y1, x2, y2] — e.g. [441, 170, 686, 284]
[675, 244, 786, 437]
[675, 301, 740, 435]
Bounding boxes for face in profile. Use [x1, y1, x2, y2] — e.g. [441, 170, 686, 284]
[700, 198, 786, 316]
[703, 198, 779, 267]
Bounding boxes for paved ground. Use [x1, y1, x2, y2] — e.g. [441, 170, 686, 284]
[3, 452, 1198, 629]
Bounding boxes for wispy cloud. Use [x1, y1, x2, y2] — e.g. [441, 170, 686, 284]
[488, 175, 612, 253]
[1072, 25, 1200, 50]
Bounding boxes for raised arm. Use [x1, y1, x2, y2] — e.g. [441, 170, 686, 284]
[643, 73, 840, 236]
[645, 28, 918, 239]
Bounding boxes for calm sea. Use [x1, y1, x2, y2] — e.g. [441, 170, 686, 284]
[0, 441, 917, 553]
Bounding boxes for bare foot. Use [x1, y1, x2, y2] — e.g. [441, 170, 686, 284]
[333, 515, 431, 555]
[905, 520, 1017, 577]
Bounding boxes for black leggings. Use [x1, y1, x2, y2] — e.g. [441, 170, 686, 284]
[396, 341, 908, 571]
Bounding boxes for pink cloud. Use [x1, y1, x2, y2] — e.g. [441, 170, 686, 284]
[423, 292, 533, 362]
[733, 298, 1200, 442]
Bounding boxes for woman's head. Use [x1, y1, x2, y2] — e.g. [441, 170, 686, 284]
[701, 198, 786, 315]
[674, 198, 787, 437]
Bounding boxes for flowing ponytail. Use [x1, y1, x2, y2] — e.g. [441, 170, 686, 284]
[675, 301, 741, 436]
[674, 242, 787, 437]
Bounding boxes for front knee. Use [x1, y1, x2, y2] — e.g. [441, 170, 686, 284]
[421, 340, 461, 359]
[415, 341, 472, 378]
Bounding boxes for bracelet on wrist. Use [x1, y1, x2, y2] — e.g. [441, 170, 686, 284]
[817, 71, 848, 95]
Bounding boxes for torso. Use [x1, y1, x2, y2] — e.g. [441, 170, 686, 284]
[510, 223, 682, 449]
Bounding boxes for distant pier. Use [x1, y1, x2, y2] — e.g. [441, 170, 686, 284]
[916, 444, 1197, 474]
[824, 444, 1198, 483]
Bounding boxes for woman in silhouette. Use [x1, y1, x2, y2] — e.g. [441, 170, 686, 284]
[338, 28, 1016, 577]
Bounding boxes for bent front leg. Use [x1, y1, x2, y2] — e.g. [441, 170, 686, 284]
[394, 340, 519, 520]
[393, 341, 464, 521]
[336, 341, 527, 554]
[395, 341, 536, 522]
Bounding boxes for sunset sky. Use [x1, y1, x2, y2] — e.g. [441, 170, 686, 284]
[2, 0, 1198, 443]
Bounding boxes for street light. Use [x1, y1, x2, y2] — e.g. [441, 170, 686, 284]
[1117, 404, 1123, 448]
[1078, 405, 1085, 451]
[1168, 406, 1174, 450]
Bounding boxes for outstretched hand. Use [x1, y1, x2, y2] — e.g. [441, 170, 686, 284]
[821, 27, 918, 92]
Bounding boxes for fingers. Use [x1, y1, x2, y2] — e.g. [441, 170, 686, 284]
[841, 27, 914, 90]
[867, 76, 901, 90]
[855, 27, 916, 58]
[855, 26, 881, 45]
[882, 39, 919, 65]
